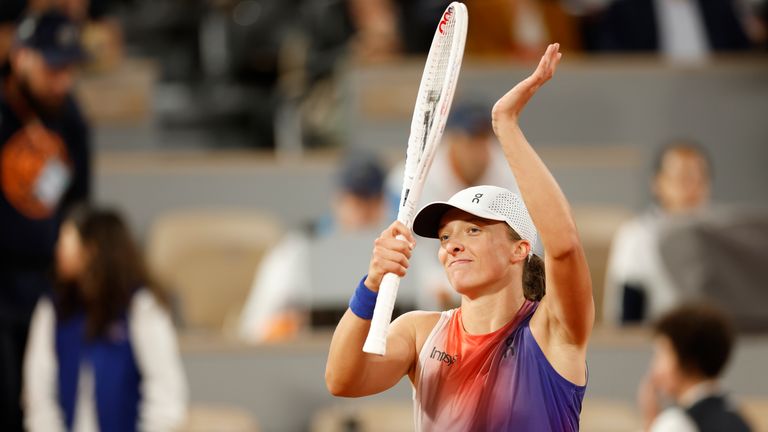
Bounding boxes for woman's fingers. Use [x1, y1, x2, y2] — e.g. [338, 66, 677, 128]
[539, 44, 553, 73]
[365, 220, 415, 290]
[388, 221, 416, 246]
[549, 45, 562, 77]
[370, 246, 410, 276]
[375, 236, 413, 260]
[535, 43, 560, 83]
[493, 43, 563, 124]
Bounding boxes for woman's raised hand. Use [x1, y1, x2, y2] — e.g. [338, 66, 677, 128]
[492, 43, 562, 133]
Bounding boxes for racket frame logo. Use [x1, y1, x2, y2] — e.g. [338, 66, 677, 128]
[438, 6, 454, 35]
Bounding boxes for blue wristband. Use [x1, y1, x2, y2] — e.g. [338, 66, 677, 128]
[349, 275, 378, 320]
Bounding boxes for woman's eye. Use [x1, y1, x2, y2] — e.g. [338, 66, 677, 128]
[439, 234, 449, 242]
[468, 227, 481, 234]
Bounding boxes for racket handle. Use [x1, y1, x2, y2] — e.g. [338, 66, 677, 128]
[362, 272, 401, 355]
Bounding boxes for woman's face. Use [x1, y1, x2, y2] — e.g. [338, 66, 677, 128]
[437, 209, 525, 295]
[55, 221, 88, 282]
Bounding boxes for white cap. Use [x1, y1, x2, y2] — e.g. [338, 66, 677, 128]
[412, 185, 537, 252]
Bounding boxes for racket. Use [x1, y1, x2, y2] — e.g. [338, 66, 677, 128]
[363, 2, 468, 355]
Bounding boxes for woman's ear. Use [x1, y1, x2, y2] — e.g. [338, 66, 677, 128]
[518, 240, 531, 259]
[509, 240, 530, 264]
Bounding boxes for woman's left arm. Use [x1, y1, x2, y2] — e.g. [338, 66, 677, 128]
[129, 291, 188, 432]
[492, 44, 594, 346]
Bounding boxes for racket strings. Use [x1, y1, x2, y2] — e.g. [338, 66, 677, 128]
[401, 9, 461, 219]
[412, 11, 458, 172]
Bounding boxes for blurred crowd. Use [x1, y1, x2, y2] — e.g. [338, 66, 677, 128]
[0, 0, 767, 431]
[3, 0, 766, 150]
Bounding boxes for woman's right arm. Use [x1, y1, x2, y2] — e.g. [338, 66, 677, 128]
[130, 290, 188, 431]
[325, 221, 419, 397]
[23, 298, 66, 432]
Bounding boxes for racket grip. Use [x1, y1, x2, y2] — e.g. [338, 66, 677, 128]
[362, 272, 401, 355]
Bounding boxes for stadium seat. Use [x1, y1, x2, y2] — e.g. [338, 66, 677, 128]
[741, 397, 768, 432]
[181, 404, 260, 432]
[146, 209, 282, 330]
[579, 398, 642, 432]
[312, 398, 644, 432]
[311, 401, 414, 432]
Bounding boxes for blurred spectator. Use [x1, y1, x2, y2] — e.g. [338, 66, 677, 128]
[465, 0, 582, 57]
[347, 0, 450, 59]
[0, 10, 90, 431]
[0, 1, 27, 26]
[576, 0, 755, 61]
[386, 102, 522, 310]
[0, 2, 25, 61]
[238, 152, 388, 342]
[638, 303, 752, 432]
[2, 0, 118, 23]
[658, 206, 768, 332]
[349, 0, 581, 60]
[603, 141, 711, 325]
[743, 0, 768, 48]
[1, 0, 112, 46]
[1, 1, 124, 71]
[23, 206, 187, 431]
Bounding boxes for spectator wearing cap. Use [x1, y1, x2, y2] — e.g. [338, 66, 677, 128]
[0, 10, 90, 431]
[237, 153, 388, 343]
[386, 102, 522, 310]
[315, 153, 388, 236]
[638, 303, 752, 432]
[2, 1, 126, 73]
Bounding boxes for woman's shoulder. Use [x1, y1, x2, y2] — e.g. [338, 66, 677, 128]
[396, 310, 444, 330]
[129, 288, 168, 317]
[31, 295, 57, 321]
[393, 310, 449, 352]
[127, 289, 177, 342]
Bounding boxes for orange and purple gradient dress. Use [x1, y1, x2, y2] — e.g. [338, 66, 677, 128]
[413, 301, 586, 431]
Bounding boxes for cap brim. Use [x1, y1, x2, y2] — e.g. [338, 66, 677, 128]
[41, 48, 87, 68]
[412, 201, 506, 238]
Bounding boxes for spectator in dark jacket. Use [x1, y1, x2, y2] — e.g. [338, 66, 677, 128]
[0, 10, 90, 431]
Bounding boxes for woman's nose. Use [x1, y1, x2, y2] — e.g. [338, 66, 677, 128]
[445, 239, 464, 254]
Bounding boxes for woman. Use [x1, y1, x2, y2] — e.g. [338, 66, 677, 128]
[326, 44, 593, 431]
[23, 206, 187, 432]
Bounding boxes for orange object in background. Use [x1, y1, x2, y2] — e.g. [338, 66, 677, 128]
[1, 123, 71, 219]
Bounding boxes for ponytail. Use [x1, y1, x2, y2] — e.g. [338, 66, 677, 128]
[507, 225, 546, 301]
[523, 254, 545, 301]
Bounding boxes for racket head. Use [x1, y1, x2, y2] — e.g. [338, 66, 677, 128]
[397, 2, 468, 229]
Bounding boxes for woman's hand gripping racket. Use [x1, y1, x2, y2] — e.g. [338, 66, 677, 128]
[363, 2, 467, 355]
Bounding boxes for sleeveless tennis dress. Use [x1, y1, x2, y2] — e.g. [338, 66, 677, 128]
[413, 300, 586, 431]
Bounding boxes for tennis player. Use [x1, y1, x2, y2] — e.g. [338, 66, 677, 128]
[326, 43, 593, 431]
